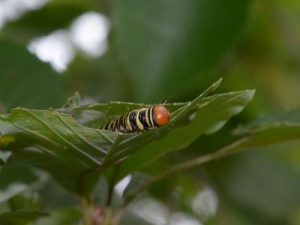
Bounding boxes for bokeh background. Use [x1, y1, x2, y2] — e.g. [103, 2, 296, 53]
[0, 0, 300, 224]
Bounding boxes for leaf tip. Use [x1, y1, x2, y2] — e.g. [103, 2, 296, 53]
[211, 78, 223, 89]
[246, 89, 256, 101]
[199, 78, 223, 98]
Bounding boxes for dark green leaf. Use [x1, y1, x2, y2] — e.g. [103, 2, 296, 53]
[0, 211, 47, 225]
[112, 0, 250, 101]
[117, 89, 255, 176]
[0, 165, 37, 190]
[1, 1, 99, 43]
[217, 152, 300, 223]
[0, 163, 37, 204]
[33, 208, 81, 225]
[0, 158, 4, 167]
[123, 173, 150, 199]
[70, 89, 196, 128]
[0, 80, 254, 195]
[0, 41, 66, 111]
[234, 108, 300, 135]
[232, 124, 300, 153]
[9, 195, 41, 213]
[71, 78, 222, 127]
[0, 108, 119, 193]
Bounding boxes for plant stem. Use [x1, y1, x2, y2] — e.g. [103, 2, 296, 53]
[102, 209, 112, 225]
[81, 198, 93, 225]
[122, 136, 249, 207]
[106, 165, 120, 207]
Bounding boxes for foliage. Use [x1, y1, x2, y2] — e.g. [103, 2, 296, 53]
[0, 0, 300, 224]
[0, 41, 65, 112]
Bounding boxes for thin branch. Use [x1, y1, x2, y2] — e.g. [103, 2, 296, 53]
[122, 136, 250, 207]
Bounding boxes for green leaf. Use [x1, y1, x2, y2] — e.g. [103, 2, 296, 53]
[117, 90, 255, 177]
[0, 108, 119, 194]
[231, 123, 300, 155]
[0, 211, 47, 225]
[0, 155, 38, 189]
[0, 158, 4, 167]
[119, 113, 300, 209]
[32, 208, 81, 225]
[231, 112, 300, 153]
[234, 108, 300, 135]
[0, 80, 254, 195]
[1, 1, 99, 43]
[9, 195, 41, 213]
[0, 166, 37, 188]
[0, 163, 37, 204]
[0, 41, 66, 111]
[216, 152, 300, 223]
[123, 173, 151, 199]
[71, 78, 222, 128]
[112, 0, 250, 101]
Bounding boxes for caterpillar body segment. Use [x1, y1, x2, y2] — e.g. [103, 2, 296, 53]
[103, 105, 170, 133]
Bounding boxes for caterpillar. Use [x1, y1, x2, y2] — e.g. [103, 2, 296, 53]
[102, 105, 170, 133]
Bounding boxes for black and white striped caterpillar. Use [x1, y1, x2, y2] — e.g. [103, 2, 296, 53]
[102, 105, 170, 133]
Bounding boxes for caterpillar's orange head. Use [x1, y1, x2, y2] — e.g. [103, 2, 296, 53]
[154, 105, 170, 126]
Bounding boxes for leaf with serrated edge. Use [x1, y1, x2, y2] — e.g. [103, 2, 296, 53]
[116, 90, 255, 177]
[0, 79, 256, 194]
[72, 79, 223, 128]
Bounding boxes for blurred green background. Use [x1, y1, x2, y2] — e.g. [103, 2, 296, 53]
[0, 0, 300, 224]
